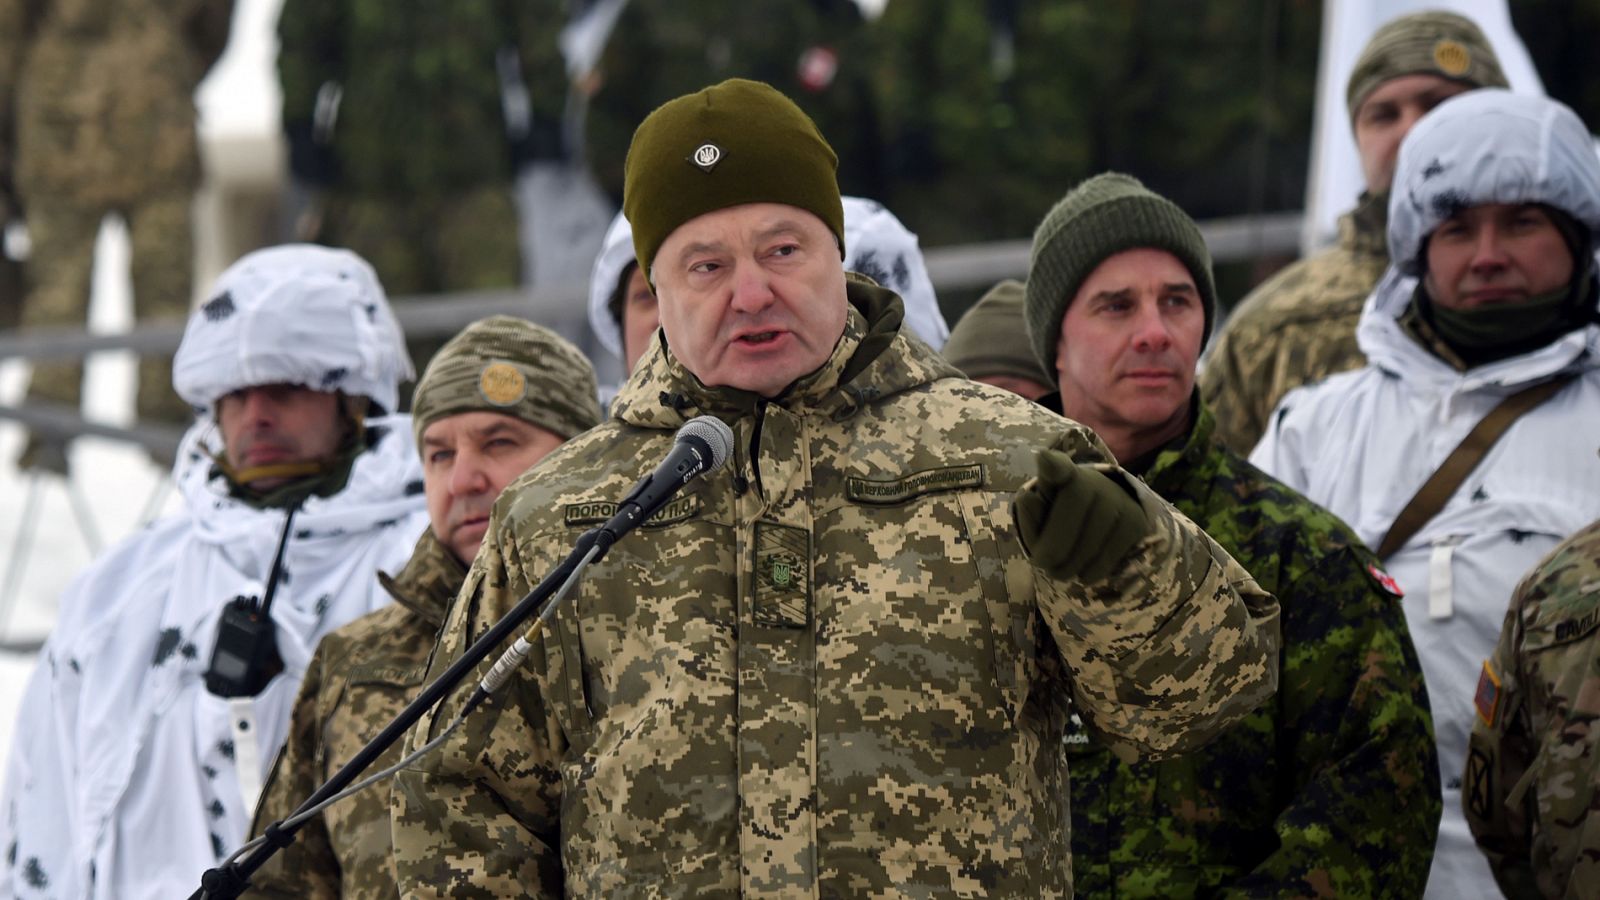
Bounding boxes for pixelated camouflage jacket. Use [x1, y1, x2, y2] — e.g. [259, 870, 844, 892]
[277, 0, 566, 195]
[6, 0, 231, 204]
[1064, 399, 1440, 898]
[1200, 192, 1390, 455]
[1466, 520, 1600, 900]
[390, 279, 1280, 898]
[245, 529, 462, 900]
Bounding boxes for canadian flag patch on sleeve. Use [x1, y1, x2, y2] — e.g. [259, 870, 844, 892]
[1475, 660, 1501, 727]
[1367, 563, 1404, 597]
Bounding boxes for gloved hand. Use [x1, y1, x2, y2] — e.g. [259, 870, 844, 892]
[1014, 449, 1151, 583]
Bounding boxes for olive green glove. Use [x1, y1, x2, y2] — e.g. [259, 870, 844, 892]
[1014, 449, 1152, 583]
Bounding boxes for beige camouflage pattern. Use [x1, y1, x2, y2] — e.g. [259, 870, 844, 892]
[410, 315, 602, 447]
[1200, 192, 1389, 455]
[391, 281, 1279, 897]
[245, 529, 463, 900]
[8, 0, 232, 428]
[1466, 520, 1600, 900]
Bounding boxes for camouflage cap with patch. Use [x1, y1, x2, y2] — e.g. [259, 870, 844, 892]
[411, 315, 603, 447]
[1346, 11, 1508, 121]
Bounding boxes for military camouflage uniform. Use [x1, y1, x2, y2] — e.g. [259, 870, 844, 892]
[582, 0, 880, 204]
[6, 0, 232, 435]
[872, 1, 1322, 247]
[1064, 398, 1440, 897]
[277, 0, 565, 368]
[390, 281, 1280, 897]
[1465, 520, 1600, 900]
[1200, 192, 1389, 454]
[245, 529, 463, 899]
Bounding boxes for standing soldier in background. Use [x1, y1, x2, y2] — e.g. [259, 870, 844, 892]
[3, 0, 234, 473]
[276, 0, 566, 371]
[1201, 11, 1507, 454]
[1466, 520, 1600, 900]
[245, 316, 601, 899]
[1023, 173, 1439, 897]
[872, 1, 1321, 249]
[579, 0, 880, 206]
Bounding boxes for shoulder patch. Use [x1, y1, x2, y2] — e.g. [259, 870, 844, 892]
[1367, 563, 1404, 597]
[1475, 659, 1501, 728]
[847, 464, 984, 505]
[563, 495, 701, 528]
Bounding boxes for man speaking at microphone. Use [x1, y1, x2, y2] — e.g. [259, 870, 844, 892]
[391, 78, 1281, 898]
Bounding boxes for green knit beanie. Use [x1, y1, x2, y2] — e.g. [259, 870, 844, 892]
[1346, 11, 1508, 121]
[1024, 173, 1216, 377]
[944, 279, 1054, 387]
[411, 315, 603, 448]
[623, 78, 845, 278]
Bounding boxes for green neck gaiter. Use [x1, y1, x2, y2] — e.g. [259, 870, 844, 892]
[221, 428, 367, 510]
[1416, 271, 1595, 369]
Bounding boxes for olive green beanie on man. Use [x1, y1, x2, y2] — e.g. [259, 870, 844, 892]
[1346, 11, 1508, 120]
[411, 315, 603, 447]
[622, 78, 846, 278]
[1024, 173, 1216, 377]
[944, 279, 1053, 386]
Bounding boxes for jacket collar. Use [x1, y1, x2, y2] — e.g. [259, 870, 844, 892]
[609, 278, 960, 429]
[1340, 191, 1390, 261]
[377, 529, 465, 628]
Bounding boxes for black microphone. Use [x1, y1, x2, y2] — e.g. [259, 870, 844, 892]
[593, 416, 733, 555]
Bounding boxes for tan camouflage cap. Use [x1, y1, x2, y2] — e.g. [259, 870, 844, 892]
[1346, 11, 1508, 121]
[411, 315, 603, 447]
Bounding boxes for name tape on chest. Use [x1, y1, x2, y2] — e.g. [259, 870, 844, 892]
[846, 464, 985, 505]
[563, 495, 702, 529]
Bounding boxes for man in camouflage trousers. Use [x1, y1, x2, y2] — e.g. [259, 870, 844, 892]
[243, 316, 601, 899]
[1023, 172, 1440, 896]
[3, 0, 234, 471]
[1466, 521, 1600, 899]
[1200, 11, 1507, 454]
[389, 78, 1280, 897]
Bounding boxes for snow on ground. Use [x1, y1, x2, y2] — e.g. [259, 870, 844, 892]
[0, 221, 184, 776]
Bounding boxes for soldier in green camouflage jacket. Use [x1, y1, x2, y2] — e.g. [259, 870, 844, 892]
[245, 317, 601, 898]
[1024, 172, 1440, 897]
[1466, 520, 1600, 899]
[389, 79, 1280, 898]
[1200, 11, 1508, 455]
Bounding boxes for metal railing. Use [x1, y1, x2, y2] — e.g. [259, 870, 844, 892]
[0, 210, 1304, 454]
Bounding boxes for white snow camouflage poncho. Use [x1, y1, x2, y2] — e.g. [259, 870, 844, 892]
[0, 421, 427, 900]
[1251, 90, 1600, 900]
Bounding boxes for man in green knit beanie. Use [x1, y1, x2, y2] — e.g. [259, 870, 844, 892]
[1024, 171, 1440, 897]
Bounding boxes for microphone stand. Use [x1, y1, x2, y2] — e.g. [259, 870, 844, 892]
[190, 526, 606, 900]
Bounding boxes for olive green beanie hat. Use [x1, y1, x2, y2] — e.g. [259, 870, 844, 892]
[944, 279, 1053, 386]
[622, 78, 845, 278]
[1346, 11, 1508, 121]
[1024, 173, 1215, 377]
[411, 315, 603, 448]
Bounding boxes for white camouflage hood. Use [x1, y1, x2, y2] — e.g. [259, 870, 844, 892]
[173, 244, 413, 416]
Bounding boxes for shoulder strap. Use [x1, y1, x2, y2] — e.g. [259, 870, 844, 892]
[1376, 373, 1578, 560]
